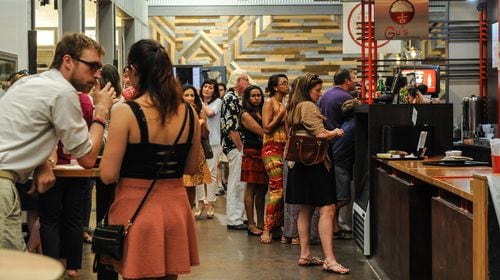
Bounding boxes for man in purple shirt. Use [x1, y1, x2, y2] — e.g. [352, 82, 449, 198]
[318, 69, 357, 238]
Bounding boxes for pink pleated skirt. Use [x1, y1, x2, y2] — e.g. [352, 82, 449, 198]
[107, 177, 199, 278]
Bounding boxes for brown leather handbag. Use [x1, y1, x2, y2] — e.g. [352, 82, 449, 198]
[284, 123, 329, 165]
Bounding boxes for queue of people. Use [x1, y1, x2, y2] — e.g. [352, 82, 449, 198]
[0, 32, 361, 279]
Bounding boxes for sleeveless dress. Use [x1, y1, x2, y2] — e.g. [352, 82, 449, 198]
[261, 122, 287, 232]
[106, 101, 199, 278]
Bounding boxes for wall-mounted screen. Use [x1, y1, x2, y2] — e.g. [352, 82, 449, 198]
[400, 65, 440, 96]
[173, 65, 202, 89]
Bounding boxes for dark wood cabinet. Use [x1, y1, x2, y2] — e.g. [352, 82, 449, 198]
[431, 197, 473, 280]
[374, 167, 433, 280]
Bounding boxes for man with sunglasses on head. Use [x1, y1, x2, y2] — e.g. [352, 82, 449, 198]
[0, 33, 114, 256]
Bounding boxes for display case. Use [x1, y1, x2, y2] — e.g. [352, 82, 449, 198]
[0, 51, 18, 90]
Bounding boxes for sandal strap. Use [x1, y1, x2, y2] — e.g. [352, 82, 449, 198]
[300, 256, 323, 264]
[323, 261, 349, 272]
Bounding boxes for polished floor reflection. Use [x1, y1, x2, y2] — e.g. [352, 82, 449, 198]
[78, 197, 380, 280]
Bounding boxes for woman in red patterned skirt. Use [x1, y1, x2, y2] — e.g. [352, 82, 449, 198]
[240, 85, 268, 236]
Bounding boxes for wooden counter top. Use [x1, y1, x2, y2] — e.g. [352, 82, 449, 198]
[379, 157, 492, 201]
[53, 165, 100, 178]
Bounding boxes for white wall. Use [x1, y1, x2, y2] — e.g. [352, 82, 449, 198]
[113, 0, 149, 40]
[0, 0, 30, 70]
[448, 1, 481, 127]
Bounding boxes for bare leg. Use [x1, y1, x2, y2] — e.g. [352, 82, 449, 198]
[244, 183, 261, 234]
[186, 187, 196, 208]
[298, 205, 314, 259]
[254, 184, 267, 229]
[333, 200, 348, 233]
[27, 212, 41, 253]
[318, 204, 336, 262]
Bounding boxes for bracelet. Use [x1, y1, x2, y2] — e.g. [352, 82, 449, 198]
[92, 119, 107, 129]
[93, 116, 108, 128]
[47, 158, 56, 168]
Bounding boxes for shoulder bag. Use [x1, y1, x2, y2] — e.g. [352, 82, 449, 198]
[284, 104, 329, 165]
[201, 136, 214, 159]
[92, 102, 193, 266]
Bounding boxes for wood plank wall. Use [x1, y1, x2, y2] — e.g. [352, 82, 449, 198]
[149, 15, 359, 89]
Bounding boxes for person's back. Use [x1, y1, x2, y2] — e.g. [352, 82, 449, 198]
[118, 100, 195, 179]
[99, 39, 201, 279]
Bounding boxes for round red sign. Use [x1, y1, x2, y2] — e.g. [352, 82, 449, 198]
[389, 0, 415, 25]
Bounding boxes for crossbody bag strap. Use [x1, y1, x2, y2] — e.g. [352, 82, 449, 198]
[124, 102, 191, 234]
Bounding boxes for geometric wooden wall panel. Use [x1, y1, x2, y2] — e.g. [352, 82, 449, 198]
[149, 15, 359, 88]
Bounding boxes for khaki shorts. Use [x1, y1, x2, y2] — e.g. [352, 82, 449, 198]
[0, 177, 26, 250]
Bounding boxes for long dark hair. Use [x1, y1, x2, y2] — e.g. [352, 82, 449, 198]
[287, 73, 323, 124]
[182, 84, 202, 114]
[200, 79, 219, 104]
[127, 39, 182, 124]
[241, 85, 264, 121]
[99, 64, 122, 97]
[266, 74, 288, 97]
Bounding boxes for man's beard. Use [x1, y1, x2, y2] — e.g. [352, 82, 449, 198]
[69, 72, 93, 93]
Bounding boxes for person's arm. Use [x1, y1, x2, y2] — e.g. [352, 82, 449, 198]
[31, 147, 58, 193]
[262, 99, 285, 134]
[316, 128, 344, 140]
[301, 102, 344, 141]
[229, 130, 243, 152]
[99, 104, 129, 184]
[202, 102, 215, 117]
[184, 106, 202, 175]
[77, 82, 115, 168]
[241, 112, 263, 137]
[202, 99, 222, 118]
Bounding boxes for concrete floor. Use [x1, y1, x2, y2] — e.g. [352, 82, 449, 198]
[78, 197, 380, 280]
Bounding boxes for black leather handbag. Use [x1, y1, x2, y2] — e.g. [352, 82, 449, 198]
[284, 123, 329, 165]
[91, 223, 126, 261]
[92, 102, 192, 267]
[201, 136, 214, 159]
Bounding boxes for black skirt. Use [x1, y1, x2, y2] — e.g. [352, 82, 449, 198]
[285, 162, 337, 206]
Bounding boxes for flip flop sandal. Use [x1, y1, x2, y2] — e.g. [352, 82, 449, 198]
[280, 236, 290, 244]
[322, 261, 350, 274]
[298, 256, 324, 266]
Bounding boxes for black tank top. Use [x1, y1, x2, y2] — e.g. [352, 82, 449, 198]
[241, 112, 263, 150]
[120, 101, 194, 179]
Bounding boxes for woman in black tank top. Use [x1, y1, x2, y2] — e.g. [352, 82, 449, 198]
[239, 85, 268, 236]
[99, 39, 201, 279]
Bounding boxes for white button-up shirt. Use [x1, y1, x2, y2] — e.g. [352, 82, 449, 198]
[0, 69, 92, 181]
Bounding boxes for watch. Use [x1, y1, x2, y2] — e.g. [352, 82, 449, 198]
[47, 158, 56, 167]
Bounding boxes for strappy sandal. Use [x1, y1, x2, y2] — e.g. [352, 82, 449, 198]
[322, 260, 350, 274]
[291, 237, 300, 245]
[280, 236, 290, 244]
[298, 256, 324, 266]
